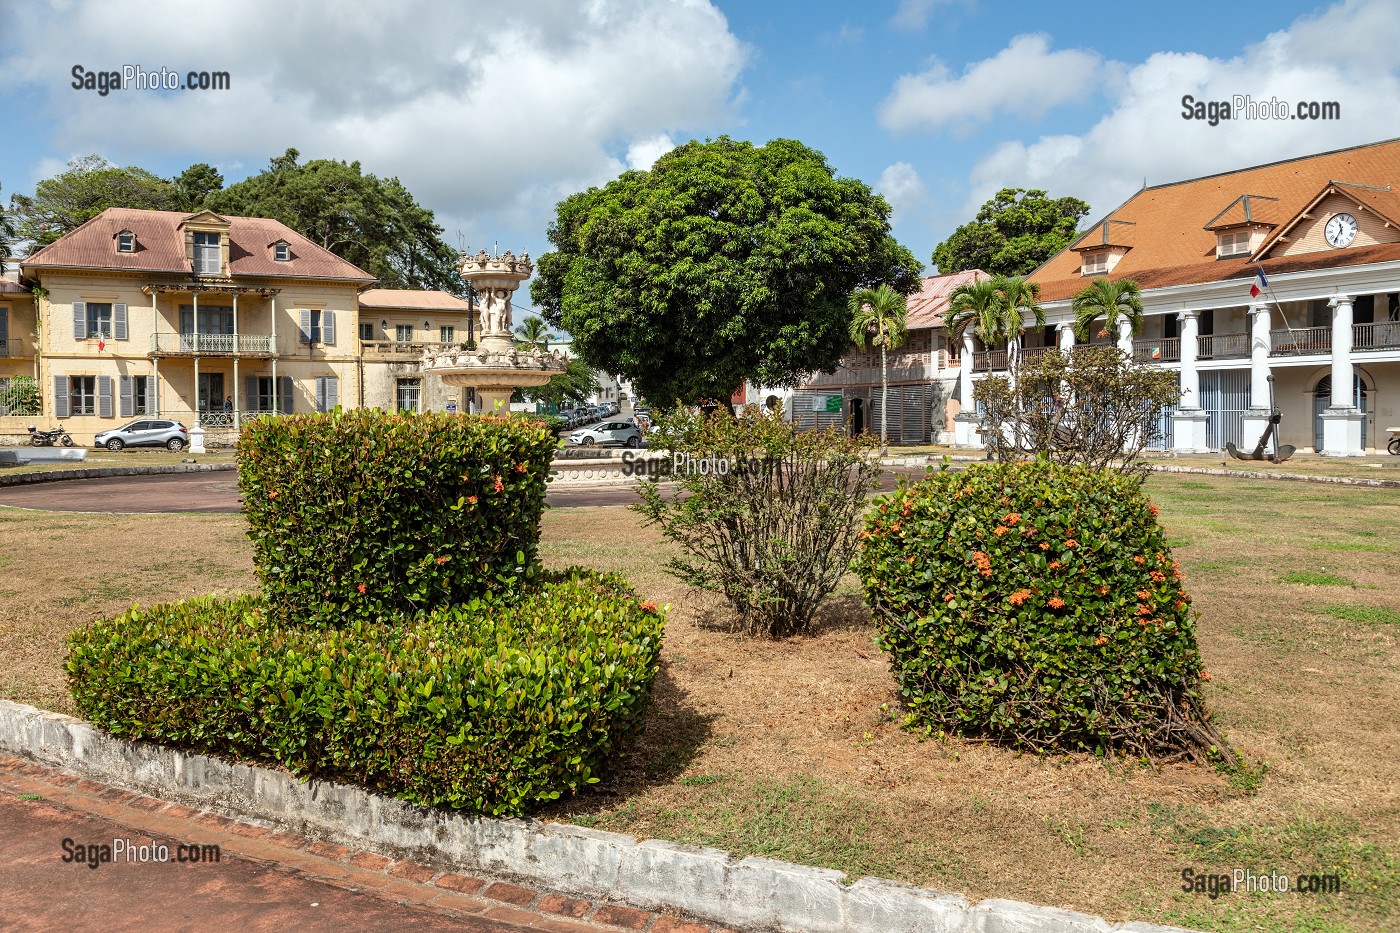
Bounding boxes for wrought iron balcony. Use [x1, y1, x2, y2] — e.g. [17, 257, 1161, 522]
[1132, 337, 1180, 363]
[151, 333, 275, 356]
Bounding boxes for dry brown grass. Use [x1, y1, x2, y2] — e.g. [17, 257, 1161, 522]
[1, 474, 1396, 931]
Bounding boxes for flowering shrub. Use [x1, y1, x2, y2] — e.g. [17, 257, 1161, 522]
[851, 459, 1232, 763]
[238, 410, 558, 626]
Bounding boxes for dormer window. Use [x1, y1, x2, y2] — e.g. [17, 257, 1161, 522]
[273, 241, 290, 262]
[193, 231, 221, 275]
[116, 231, 135, 253]
[1081, 251, 1110, 275]
[1217, 229, 1251, 258]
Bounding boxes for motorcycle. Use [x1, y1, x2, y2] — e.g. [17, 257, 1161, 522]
[27, 424, 75, 447]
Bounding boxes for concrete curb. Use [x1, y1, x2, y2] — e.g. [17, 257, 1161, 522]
[0, 462, 238, 487]
[0, 699, 1196, 933]
[1147, 463, 1400, 489]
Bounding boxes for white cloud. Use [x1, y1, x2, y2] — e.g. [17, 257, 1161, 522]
[625, 134, 676, 171]
[891, 0, 955, 31]
[877, 161, 927, 216]
[955, 0, 1400, 226]
[0, 0, 747, 254]
[879, 34, 1101, 134]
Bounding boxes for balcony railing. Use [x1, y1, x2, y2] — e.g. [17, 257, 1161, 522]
[973, 350, 1009, 371]
[1270, 326, 1330, 356]
[1132, 337, 1180, 363]
[151, 333, 275, 355]
[1353, 321, 1400, 351]
[804, 357, 943, 386]
[0, 337, 9, 357]
[361, 340, 459, 357]
[1197, 333, 1249, 359]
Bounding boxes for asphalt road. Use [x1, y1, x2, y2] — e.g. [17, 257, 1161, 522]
[0, 467, 930, 514]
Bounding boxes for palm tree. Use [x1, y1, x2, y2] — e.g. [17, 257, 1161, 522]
[1072, 277, 1144, 345]
[514, 315, 556, 352]
[944, 275, 1045, 377]
[996, 276, 1045, 375]
[848, 284, 909, 446]
[0, 184, 15, 274]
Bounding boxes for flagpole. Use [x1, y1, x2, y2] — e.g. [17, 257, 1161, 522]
[1253, 261, 1296, 337]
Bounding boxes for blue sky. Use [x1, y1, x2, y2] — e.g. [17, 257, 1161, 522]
[2, 0, 1396, 289]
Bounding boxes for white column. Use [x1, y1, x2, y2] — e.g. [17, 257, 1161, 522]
[960, 332, 974, 404]
[232, 292, 240, 426]
[954, 331, 980, 447]
[1058, 322, 1075, 351]
[1329, 295, 1354, 409]
[1320, 294, 1364, 455]
[1171, 309, 1210, 453]
[1248, 303, 1272, 409]
[1117, 318, 1134, 355]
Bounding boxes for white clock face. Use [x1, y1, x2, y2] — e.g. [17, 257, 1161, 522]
[1325, 212, 1358, 248]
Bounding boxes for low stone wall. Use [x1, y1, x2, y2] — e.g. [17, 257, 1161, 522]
[0, 461, 236, 487]
[0, 699, 1191, 933]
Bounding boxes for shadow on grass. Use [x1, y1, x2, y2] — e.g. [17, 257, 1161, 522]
[543, 661, 717, 817]
[688, 590, 874, 638]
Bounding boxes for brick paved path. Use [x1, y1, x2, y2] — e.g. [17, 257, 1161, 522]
[0, 755, 729, 933]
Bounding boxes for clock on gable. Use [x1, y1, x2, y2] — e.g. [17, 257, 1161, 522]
[1324, 212, 1359, 248]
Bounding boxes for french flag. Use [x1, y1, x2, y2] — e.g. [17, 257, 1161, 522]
[1249, 267, 1269, 299]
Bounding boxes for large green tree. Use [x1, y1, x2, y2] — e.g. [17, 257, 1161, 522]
[10, 155, 183, 247]
[516, 357, 600, 409]
[207, 148, 459, 291]
[532, 137, 922, 406]
[932, 187, 1090, 276]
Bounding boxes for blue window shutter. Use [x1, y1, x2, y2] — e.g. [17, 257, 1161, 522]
[98, 376, 113, 418]
[299, 310, 312, 345]
[119, 375, 134, 418]
[53, 375, 69, 418]
[323, 310, 336, 346]
[73, 302, 86, 340]
[114, 303, 128, 340]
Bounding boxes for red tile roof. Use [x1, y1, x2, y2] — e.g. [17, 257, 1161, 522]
[22, 208, 375, 282]
[904, 269, 991, 330]
[1029, 138, 1400, 302]
[358, 289, 472, 312]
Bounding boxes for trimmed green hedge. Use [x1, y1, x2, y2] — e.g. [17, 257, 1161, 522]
[238, 410, 558, 625]
[65, 571, 665, 815]
[851, 459, 1227, 761]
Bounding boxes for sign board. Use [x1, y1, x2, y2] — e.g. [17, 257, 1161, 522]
[445, 400, 457, 413]
[812, 394, 843, 413]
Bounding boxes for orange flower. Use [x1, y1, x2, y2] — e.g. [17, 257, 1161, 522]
[435, 556, 449, 565]
[858, 530, 871, 540]
[1064, 539, 1078, 549]
[1048, 560, 1062, 571]
[1133, 555, 1146, 565]
[268, 490, 278, 500]
[993, 526, 1008, 537]
[943, 593, 955, 602]
[1003, 513, 1021, 526]
[1136, 589, 1151, 600]
[467, 495, 478, 504]
[1174, 599, 1188, 611]
[907, 556, 916, 565]
[493, 475, 505, 493]
[515, 462, 528, 473]
[890, 522, 902, 532]
[1094, 635, 1108, 646]
[1138, 605, 1153, 616]
[1200, 670, 1213, 682]
[356, 583, 367, 594]
[1039, 542, 1050, 551]
[1096, 584, 1110, 595]
[1150, 570, 1167, 583]
[1008, 588, 1032, 606]
[973, 551, 992, 577]
[1148, 503, 1161, 516]
[1048, 596, 1066, 609]
[640, 600, 659, 612]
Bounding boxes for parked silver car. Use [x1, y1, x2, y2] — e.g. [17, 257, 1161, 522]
[567, 420, 642, 448]
[93, 419, 189, 451]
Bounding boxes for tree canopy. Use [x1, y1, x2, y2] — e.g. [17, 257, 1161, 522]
[172, 163, 224, 212]
[531, 137, 922, 406]
[10, 155, 183, 247]
[932, 187, 1089, 277]
[206, 148, 459, 291]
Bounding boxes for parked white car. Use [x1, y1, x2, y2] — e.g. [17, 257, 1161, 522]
[566, 420, 643, 448]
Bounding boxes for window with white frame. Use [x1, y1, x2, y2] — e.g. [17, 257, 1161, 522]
[133, 375, 149, 415]
[396, 378, 421, 412]
[193, 232, 221, 274]
[86, 303, 113, 338]
[69, 376, 96, 415]
[1217, 229, 1251, 258]
[395, 324, 414, 343]
[273, 241, 290, 262]
[360, 321, 375, 341]
[1081, 251, 1109, 275]
[117, 231, 135, 253]
[439, 325, 454, 343]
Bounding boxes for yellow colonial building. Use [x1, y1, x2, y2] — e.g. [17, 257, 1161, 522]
[0, 207, 479, 445]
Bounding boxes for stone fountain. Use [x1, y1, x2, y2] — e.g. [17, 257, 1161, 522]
[420, 248, 567, 414]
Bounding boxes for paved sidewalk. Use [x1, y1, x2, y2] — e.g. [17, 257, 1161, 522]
[0, 755, 729, 933]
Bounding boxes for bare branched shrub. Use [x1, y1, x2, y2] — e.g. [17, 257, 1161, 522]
[633, 405, 882, 637]
[974, 346, 1181, 479]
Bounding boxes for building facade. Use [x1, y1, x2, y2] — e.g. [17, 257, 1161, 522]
[993, 138, 1400, 456]
[1, 208, 479, 444]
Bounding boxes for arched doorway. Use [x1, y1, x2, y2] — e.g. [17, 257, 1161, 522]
[850, 397, 865, 436]
[1313, 374, 1369, 451]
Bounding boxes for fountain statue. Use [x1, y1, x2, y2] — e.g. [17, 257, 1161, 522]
[420, 248, 567, 414]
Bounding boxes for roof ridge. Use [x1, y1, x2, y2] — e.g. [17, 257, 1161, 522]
[1140, 136, 1400, 192]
